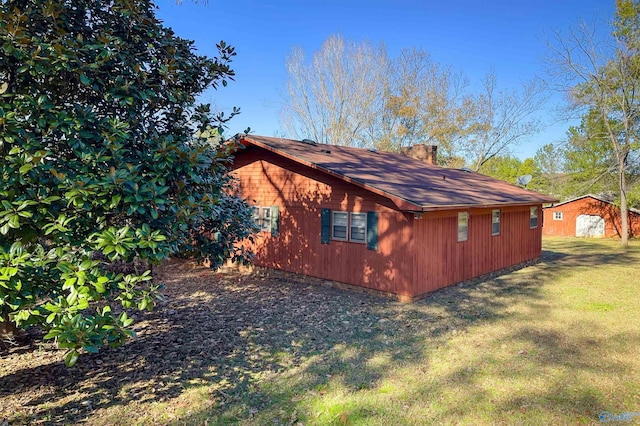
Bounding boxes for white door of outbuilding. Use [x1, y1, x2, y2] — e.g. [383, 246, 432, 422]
[576, 214, 605, 237]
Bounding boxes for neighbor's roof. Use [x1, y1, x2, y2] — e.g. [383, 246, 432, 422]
[235, 135, 559, 212]
[546, 194, 640, 215]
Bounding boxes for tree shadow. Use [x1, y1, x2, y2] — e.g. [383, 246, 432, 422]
[2, 239, 637, 424]
[1, 264, 404, 424]
[542, 237, 638, 268]
[173, 238, 639, 424]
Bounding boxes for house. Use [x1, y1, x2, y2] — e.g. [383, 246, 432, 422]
[542, 194, 640, 238]
[230, 135, 558, 301]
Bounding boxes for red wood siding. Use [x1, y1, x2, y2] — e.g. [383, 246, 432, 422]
[232, 145, 545, 299]
[543, 197, 640, 238]
[412, 206, 543, 296]
[232, 147, 416, 298]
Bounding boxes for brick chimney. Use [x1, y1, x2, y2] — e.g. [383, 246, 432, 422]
[401, 144, 437, 165]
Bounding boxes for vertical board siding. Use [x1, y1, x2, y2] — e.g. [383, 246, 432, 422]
[412, 206, 542, 296]
[232, 147, 415, 298]
[233, 146, 545, 299]
[543, 197, 640, 238]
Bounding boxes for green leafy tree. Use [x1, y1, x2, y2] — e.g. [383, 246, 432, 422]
[478, 155, 544, 191]
[478, 155, 526, 183]
[548, 0, 640, 245]
[0, 0, 255, 365]
[563, 111, 620, 196]
[561, 110, 640, 207]
[532, 143, 567, 198]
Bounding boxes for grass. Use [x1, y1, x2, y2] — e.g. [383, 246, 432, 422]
[3, 237, 640, 425]
[187, 237, 640, 425]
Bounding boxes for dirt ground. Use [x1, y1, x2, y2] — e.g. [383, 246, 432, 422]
[1, 260, 412, 425]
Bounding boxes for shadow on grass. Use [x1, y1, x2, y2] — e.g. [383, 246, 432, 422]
[1, 268, 407, 424]
[176, 241, 639, 424]
[542, 237, 638, 267]
[423, 324, 640, 422]
[1, 238, 638, 424]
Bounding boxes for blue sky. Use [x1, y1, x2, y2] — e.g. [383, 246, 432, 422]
[155, 0, 616, 159]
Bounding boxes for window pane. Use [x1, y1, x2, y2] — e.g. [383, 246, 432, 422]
[333, 212, 348, 226]
[458, 212, 468, 242]
[351, 227, 365, 242]
[332, 212, 348, 240]
[492, 210, 500, 235]
[350, 213, 366, 243]
[530, 206, 539, 228]
[351, 213, 366, 227]
[261, 207, 271, 231]
[333, 225, 347, 239]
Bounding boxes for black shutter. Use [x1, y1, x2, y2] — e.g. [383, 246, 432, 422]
[367, 211, 378, 251]
[321, 208, 331, 244]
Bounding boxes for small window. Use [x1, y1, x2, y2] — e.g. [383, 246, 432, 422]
[350, 212, 367, 243]
[261, 207, 271, 231]
[332, 211, 348, 241]
[458, 212, 469, 242]
[492, 209, 500, 236]
[250, 206, 277, 233]
[530, 206, 539, 228]
[553, 211, 563, 221]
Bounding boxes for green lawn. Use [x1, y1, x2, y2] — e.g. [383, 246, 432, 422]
[197, 238, 640, 425]
[2, 237, 639, 425]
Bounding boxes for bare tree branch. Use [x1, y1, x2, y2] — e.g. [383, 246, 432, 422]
[547, 0, 640, 246]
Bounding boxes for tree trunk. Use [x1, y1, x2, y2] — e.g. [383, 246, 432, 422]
[0, 318, 18, 340]
[619, 159, 629, 247]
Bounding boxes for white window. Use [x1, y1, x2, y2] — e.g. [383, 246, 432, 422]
[350, 213, 367, 243]
[530, 206, 539, 228]
[251, 206, 277, 233]
[458, 212, 469, 242]
[492, 209, 500, 236]
[261, 207, 271, 231]
[553, 211, 563, 221]
[332, 211, 348, 241]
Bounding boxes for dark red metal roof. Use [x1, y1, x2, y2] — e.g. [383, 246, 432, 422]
[546, 194, 640, 215]
[237, 135, 559, 212]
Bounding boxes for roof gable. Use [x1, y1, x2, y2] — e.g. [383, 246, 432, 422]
[235, 135, 559, 212]
[546, 194, 640, 215]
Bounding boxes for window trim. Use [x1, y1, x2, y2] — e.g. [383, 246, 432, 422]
[331, 211, 349, 241]
[250, 205, 278, 234]
[530, 206, 539, 229]
[492, 209, 501, 236]
[553, 211, 563, 221]
[458, 211, 469, 242]
[350, 212, 367, 244]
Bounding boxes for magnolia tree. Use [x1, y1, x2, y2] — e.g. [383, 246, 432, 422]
[0, 0, 255, 365]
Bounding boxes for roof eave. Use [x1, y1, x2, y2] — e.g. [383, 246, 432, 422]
[416, 198, 559, 212]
